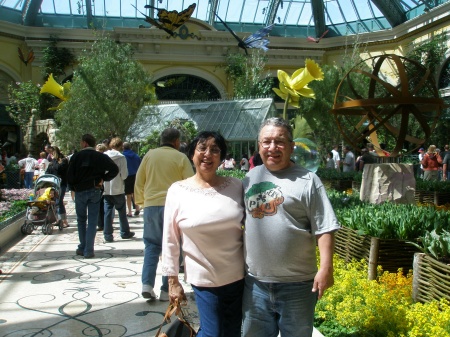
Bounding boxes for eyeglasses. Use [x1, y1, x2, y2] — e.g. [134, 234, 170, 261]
[259, 140, 290, 149]
[196, 146, 221, 155]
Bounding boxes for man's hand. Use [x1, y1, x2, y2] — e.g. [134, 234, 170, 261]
[312, 267, 334, 299]
[168, 276, 187, 304]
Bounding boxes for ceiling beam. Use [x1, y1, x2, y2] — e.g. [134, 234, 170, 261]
[372, 0, 407, 27]
[208, 0, 219, 25]
[85, 0, 93, 29]
[265, 0, 282, 26]
[22, 0, 43, 26]
[311, 0, 326, 38]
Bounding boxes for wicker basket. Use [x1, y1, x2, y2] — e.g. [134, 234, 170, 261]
[335, 226, 420, 279]
[415, 190, 450, 206]
[412, 253, 450, 303]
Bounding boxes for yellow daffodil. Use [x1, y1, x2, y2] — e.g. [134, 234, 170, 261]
[273, 59, 324, 119]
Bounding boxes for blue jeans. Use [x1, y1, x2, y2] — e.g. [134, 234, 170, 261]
[24, 172, 34, 189]
[192, 279, 244, 337]
[75, 188, 102, 255]
[104, 194, 131, 240]
[142, 206, 168, 292]
[242, 275, 317, 337]
[57, 184, 67, 220]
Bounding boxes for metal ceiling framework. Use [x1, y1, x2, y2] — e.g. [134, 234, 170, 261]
[2, 0, 440, 37]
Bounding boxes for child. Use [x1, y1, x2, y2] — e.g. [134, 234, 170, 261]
[37, 187, 57, 205]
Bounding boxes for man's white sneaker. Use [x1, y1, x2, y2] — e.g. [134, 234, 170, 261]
[142, 285, 156, 300]
[159, 290, 169, 302]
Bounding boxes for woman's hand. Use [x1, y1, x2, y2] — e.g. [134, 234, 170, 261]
[168, 276, 187, 304]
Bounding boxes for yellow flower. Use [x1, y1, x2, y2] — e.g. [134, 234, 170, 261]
[40, 73, 71, 110]
[273, 59, 324, 118]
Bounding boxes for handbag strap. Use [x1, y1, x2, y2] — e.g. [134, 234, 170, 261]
[155, 298, 194, 337]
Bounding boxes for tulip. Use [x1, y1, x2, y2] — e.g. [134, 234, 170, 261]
[273, 59, 324, 119]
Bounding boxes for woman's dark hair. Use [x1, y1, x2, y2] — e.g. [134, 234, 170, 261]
[188, 131, 227, 161]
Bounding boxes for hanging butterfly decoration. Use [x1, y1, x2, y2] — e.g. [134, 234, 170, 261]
[215, 13, 274, 55]
[306, 29, 329, 43]
[133, 3, 196, 37]
[18, 47, 35, 66]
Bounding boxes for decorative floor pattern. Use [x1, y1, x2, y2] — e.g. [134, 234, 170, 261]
[0, 197, 198, 337]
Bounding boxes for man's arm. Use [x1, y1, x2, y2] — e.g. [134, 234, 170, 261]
[134, 155, 148, 207]
[313, 232, 335, 299]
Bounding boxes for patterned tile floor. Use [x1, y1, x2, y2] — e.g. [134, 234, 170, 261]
[0, 195, 323, 337]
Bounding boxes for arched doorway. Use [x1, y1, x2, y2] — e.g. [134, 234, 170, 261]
[154, 74, 221, 101]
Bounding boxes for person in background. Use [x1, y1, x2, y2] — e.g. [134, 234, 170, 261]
[46, 146, 70, 228]
[249, 151, 263, 170]
[417, 147, 425, 179]
[421, 145, 442, 181]
[242, 117, 340, 337]
[325, 151, 335, 169]
[95, 143, 108, 231]
[240, 153, 249, 172]
[38, 152, 49, 177]
[123, 142, 141, 217]
[162, 131, 245, 337]
[67, 134, 119, 259]
[44, 144, 54, 161]
[135, 128, 194, 301]
[342, 145, 355, 172]
[103, 137, 135, 242]
[19, 154, 38, 189]
[221, 153, 236, 170]
[331, 144, 340, 172]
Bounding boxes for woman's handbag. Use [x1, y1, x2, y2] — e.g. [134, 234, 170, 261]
[155, 299, 197, 337]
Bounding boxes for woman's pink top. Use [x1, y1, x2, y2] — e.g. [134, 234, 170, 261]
[162, 177, 245, 287]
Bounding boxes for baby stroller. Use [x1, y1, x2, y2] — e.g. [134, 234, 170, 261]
[21, 174, 63, 235]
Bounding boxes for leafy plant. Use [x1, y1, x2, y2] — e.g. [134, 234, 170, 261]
[413, 227, 450, 263]
[316, 167, 358, 181]
[55, 35, 156, 151]
[6, 81, 41, 133]
[0, 200, 27, 222]
[41, 36, 76, 80]
[416, 179, 450, 192]
[335, 202, 449, 240]
[217, 169, 246, 180]
[224, 51, 273, 98]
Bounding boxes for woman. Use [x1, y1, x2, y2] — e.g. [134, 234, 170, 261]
[240, 153, 249, 172]
[162, 131, 245, 337]
[46, 146, 69, 228]
[421, 145, 442, 181]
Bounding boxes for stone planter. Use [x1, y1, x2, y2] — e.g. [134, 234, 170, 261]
[412, 253, 450, 303]
[0, 211, 26, 253]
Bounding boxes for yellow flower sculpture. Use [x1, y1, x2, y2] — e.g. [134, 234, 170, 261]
[273, 59, 324, 119]
[40, 73, 71, 110]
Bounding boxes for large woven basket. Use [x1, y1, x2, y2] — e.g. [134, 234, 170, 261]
[412, 253, 450, 303]
[414, 190, 450, 205]
[335, 226, 420, 279]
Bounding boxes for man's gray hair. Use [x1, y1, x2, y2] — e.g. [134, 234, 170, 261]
[259, 118, 293, 141]
[161, 128, 180, 144]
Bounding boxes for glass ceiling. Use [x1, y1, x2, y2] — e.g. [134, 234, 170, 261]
[0, 0, 447, 37]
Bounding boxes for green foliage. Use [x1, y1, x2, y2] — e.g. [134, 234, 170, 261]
[414, 227, 450, 263]
[335, 202, 449, 240]
[0, 200, 27, 222]
[137, 119, 198, 157]
[224, 51, 273, 98]
[6, 81, 41, 132]
[416, 179, 450, 192]
[326, 189, 364, 210]
[316, 167, 358, 181]
[41, 36, 76, 80]
[217, 169, 246, 180]
[55, 35, 156, 151]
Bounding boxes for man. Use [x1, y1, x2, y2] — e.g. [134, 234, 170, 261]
[123, 142, 141, 217]
[342, 145, 355, 172]
[67, 134, 119, 258]
[135, 128, 194, 301]
[331, 144, 340, 171]
[242, 118, 340, 337]
[18, 154, 38, 189]
[103, 137, 135, 242]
